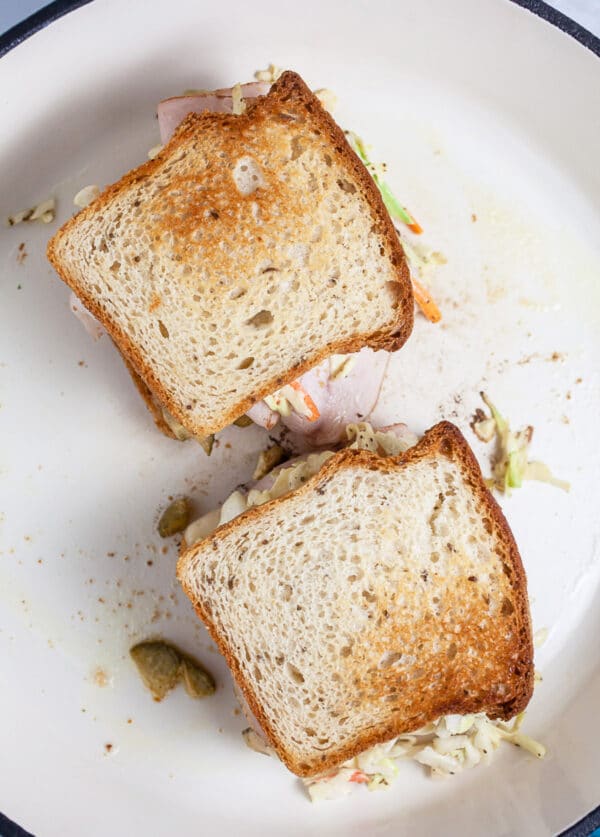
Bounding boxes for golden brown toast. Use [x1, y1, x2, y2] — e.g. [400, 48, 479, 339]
[177, 422, 534, 777]
[47, 71, 413, 439]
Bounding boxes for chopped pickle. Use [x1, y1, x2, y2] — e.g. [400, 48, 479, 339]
[130, 641, 181, 701]
[130, 640, 216, 701]
[158, 497, 191, 537]
[199, 434, 215, 456]
[180, 656, 216, 698]
[233, 415, 253, 428]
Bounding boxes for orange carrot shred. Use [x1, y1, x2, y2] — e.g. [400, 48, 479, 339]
[411, 275, 442, 323]
[289, 381, 320, 422]
[349, 770, 369, 784]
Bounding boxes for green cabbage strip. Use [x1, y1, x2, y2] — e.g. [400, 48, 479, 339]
[345, 131, 418, 229]
[477, 393, 569, 494]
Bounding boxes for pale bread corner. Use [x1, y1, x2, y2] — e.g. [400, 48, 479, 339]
[177, 421, 534, 778]
[47, 71, 413, 438]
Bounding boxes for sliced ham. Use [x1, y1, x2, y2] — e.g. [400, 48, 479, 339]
[281, 348, 390, 446]
[246, 400, 279, 430]
[233, 682, 269, 739]
[69, 291, 106, 341]
[247, 349, 391, 444]
[214, 81, 271, 98]
[250, 453, 305, 494]
[157, 81, 271, 144]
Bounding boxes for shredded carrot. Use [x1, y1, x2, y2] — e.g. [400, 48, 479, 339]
[411, 275, 442, 323]
[407, 219, 423, 235]
[401, 206, 423, 235]
[349, 770, 369, 784]
[289, 381, 320, 422]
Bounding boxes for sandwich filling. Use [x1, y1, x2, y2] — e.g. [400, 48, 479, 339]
[184, 422, 418, 547]
[69, 283, 391, 447]
[65, 74, 446, 446]
[299, 711, 544, 800]
[242, 709, 545, 801]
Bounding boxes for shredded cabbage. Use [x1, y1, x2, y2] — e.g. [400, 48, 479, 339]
[303, 712, 545, 801]
[305, 711, 546, 800]
[314, 88, 337, 112]
[264, 384, 314, 419]
[398, 235, 447, 285]
[263, 392, 292, 417]
[242, 727, 275, 757]
[246, 452, 334, 508]
[73, 184, 100, 208]
[264, 356, 354, 417]
[307, 769, 356, 801]
[147, 143, 164, 159]
[184, 508, 221, 547]
[8, 197, 56, 226]
[523, 461, 571, 492]
[472, 416, 497, 443]
[231, 83, 246, 115]
[533, 627, 549, 649]
[346, 422, 418, 456]
[254, 64, 283, 83]
[185, 451, 335, 547]
[328, 354, 356, 380]
[476, 393, 569, 494]
[219, 490, 247, 525]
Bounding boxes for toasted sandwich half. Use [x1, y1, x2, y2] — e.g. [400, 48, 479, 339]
[47, 71, 413, 440]
[177, 422, 535, 786]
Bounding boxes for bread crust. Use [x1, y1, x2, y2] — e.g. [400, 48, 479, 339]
[47, 71, 413, 438]
[118, 347, 178, 439]
[177, 422, 534, 777]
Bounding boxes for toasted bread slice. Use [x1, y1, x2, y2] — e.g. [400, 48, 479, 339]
[177, 422, 533, 777]
[47, 71, 413, 438]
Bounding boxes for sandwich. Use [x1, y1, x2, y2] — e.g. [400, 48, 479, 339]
[177, 421, 541, 799]
[46, 71, 414, 445]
